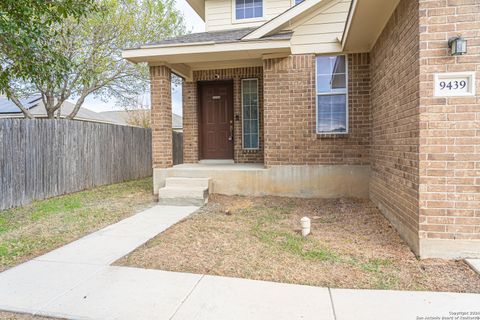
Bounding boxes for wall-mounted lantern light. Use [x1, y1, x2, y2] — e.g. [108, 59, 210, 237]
[448, 36, 467, 56]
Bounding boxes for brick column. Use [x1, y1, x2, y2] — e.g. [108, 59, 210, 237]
[150, 65, 172, 168]
[183, 80, 198, 163]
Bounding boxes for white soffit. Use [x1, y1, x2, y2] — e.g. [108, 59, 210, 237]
[186, 0, 205, 21]
[342, 0, 401, 52]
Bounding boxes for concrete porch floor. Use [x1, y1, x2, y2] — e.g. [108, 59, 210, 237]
[173, 163, 266, 170]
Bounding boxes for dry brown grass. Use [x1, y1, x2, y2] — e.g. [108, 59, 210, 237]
[117, 195, 480, 292]
[0, 312, 59, 320]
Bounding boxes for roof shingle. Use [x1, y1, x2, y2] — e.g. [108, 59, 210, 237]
[143, 28, 292, 47]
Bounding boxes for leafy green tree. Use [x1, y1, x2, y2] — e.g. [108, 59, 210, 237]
[3, 0, 185, 119]
[0, 0, 98, 118]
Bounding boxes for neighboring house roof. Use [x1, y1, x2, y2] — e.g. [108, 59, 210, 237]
[100, 110, 183, 129]
[0, 94, 42, 113]
[172, 113, 183, 129]
[98, 110, 130, 125]
[0, 95, 125, 125]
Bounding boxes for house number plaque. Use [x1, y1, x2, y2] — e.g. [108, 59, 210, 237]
[434, 72, 476, 97]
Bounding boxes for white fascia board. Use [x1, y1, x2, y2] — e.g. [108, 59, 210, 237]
[140, 41, 215, 49]
[242, 0, 324, 40]
[341, 0, 357, 49]
[122, 39, 291, 63]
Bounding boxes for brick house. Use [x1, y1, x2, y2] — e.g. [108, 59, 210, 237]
[123, 0, 480, 259]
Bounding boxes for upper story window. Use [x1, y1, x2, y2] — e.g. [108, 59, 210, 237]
[235, 0, 263, 20]
[316, 55, 348, 134]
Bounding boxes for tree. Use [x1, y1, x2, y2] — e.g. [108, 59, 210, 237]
[123, 96, 151, 128]
[3, 0, 186, 119]
[125, 108, 151, 128]
[0, 0, 98, 118]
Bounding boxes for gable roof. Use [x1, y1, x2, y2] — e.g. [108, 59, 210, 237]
[242, 0, 330, 40]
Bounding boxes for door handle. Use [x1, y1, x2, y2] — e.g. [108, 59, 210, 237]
[229, 122, 233, 141]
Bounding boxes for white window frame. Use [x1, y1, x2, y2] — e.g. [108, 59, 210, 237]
[241, 78, 260, 150]
[315, 54, 349, 135]
[232, 0, 265, 24]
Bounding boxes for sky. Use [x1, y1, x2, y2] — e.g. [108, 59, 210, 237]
[80, 0, 205, 115]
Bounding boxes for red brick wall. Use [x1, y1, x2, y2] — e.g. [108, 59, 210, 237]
[150, 65, 173, 168]
[262, 54, 371, 167]
[183, 67, 264, 163]
[418, 0, 480, 243]
[369, 0, 421, 252]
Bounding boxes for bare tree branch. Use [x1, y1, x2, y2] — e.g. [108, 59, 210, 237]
[8, 92, 35, 119]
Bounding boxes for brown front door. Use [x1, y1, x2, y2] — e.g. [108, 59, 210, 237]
[199, 81, 234, 160]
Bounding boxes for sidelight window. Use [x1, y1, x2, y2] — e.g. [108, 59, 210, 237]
[241, 78, 259, 149]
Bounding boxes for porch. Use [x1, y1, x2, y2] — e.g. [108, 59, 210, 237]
[153, 163, 370, 199]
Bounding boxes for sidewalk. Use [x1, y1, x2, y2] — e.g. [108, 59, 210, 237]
[0, 205, 477, 320]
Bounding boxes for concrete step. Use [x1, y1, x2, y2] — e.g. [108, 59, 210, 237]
[158, 185, 209, 206]
[165, 177, 211, 189]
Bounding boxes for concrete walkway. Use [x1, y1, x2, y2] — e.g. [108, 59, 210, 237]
[0, 205, 478, 320]
[466, 259, 480, 275]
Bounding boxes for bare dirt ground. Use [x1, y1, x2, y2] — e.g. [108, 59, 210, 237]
[117, 195, 480, 292]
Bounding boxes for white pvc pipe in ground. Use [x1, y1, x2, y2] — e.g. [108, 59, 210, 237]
[300, 217, 311, 237]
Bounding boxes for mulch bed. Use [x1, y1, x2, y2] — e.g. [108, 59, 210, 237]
[116, 195, 480, 293]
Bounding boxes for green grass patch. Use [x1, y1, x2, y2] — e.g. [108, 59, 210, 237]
[374, 275, 400, 290]
[252, 212, 340, 263]
[0, 177, 153, 271]
[253, 228, 340, 262]
[360, 258, 393, 273]
[30, 197, 83, 221]
[0, 217, 8, 233]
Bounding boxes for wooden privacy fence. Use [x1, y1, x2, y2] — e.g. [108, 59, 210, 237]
[0, 119, 152, 210]
[172, 131, 183, 165]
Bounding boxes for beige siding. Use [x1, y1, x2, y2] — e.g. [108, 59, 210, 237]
[289, 0, 350, 54]
[205, 0, 291, 31]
